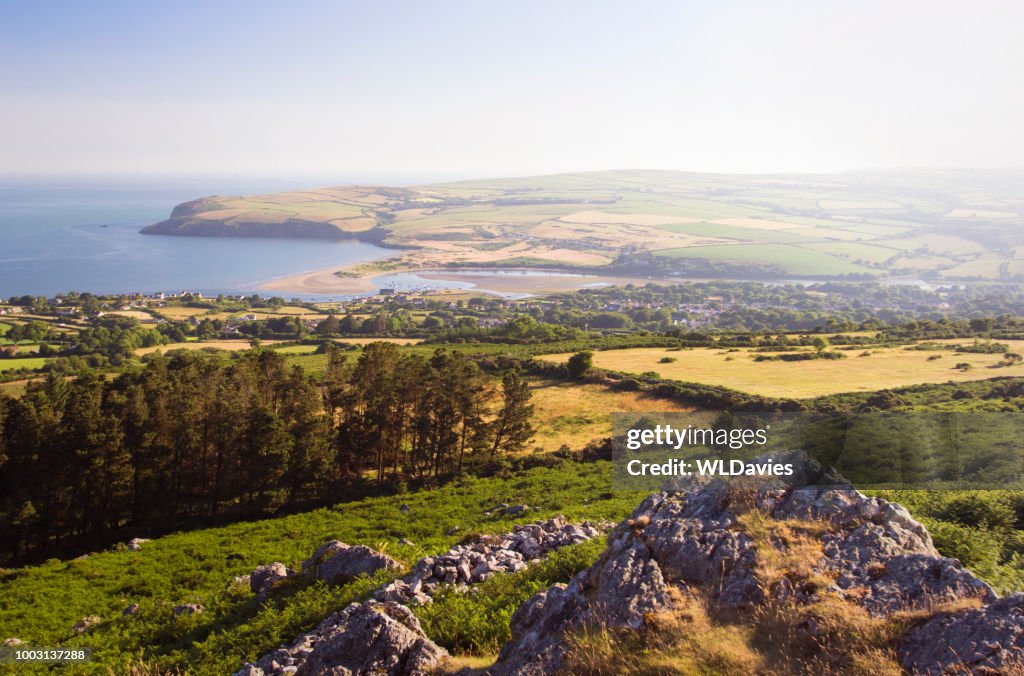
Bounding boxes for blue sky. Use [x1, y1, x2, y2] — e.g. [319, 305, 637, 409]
[2, 0, 1022, 178]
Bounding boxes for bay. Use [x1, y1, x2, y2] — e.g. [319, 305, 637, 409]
[0, 179, 393, 298]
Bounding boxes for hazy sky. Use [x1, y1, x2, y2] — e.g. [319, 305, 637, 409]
[2, 0, 1022, 179]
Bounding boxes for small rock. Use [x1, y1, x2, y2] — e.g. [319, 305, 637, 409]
[226, 574, 251, 590]
[399, 504, 412, 513]
[173, 604, 204, 616]
[2, 638, 25, 647]
[398, 538, 415, 547]
[72, 615, 101, 634]
[250, 562, 291, 598]
[127, 538, 151, 552]
[503, 504, 531, 516]
[122, 603, 140, 617]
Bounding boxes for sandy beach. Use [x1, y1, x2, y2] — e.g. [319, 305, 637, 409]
[258, 264, 668, 296]
[415, 270, 665, 294]
[259, 267, 378, 294]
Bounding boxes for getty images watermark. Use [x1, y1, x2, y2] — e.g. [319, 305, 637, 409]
[610, 411, 1024, 492]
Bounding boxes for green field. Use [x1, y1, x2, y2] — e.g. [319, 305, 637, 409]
[658, 222, 811, 243]
[269, 344, 320, 354]
[652, 243, 878, 276]
[0, 357, 49, 372]
[803, 240, 899, 264]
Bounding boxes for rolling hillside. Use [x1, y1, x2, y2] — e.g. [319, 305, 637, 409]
[143, 169, 1024, 280]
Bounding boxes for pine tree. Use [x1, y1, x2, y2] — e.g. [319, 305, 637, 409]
[490, 370, 535, 457]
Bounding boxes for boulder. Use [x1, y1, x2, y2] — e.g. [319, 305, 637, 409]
[296, 602, 446, 675]
[312, 543, 401, 586]
[251, 562, 292, 598]
[301, 540, 347, 575]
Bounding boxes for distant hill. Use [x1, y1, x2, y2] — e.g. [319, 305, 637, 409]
[143, 169, 1024, 280]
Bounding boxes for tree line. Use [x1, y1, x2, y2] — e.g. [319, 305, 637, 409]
[0, 343, 533, 561]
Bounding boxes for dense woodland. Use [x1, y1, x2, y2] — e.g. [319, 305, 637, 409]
[0, 344, 534, 561]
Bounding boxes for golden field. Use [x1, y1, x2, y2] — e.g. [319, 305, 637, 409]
[537, 340, 1024, 398]
[527, 378, 693, 451]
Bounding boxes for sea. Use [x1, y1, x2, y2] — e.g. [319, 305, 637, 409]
[0, 177, 395, 300]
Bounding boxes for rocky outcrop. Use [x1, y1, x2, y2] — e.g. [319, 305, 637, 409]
[490, 453, 1002, 675]
[301, 602, 447, 675]
[232, 453, 1024, 675]
[237, 517, 610, 676]
[374, 517, 608, 605]
[766, 476, 993, 616]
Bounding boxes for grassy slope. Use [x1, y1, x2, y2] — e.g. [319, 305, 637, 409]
[0, 461, 637, 674]
[1, 445, 1022, 672]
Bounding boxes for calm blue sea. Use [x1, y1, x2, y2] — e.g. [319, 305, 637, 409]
[0, 178, 394, 299]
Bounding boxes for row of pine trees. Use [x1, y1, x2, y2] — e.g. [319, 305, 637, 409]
[0, 343, 534, 560]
